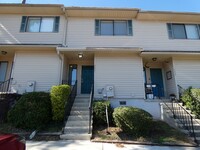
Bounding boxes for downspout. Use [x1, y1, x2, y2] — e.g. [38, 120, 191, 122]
[61, 6, 68, 47]
[56, 49, 64, 84]
[56, 6, 68, 84]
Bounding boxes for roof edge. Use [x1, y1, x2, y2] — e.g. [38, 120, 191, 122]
[65, 6, 140, 11]
[0, 3, 64, 7]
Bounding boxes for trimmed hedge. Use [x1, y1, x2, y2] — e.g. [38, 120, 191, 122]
[93, 100, 113, 126]
[182, 87, 200, 118]
[113, 106, 153, 136]
[7, 92, 52, 129]
[50, 84, 71, 121]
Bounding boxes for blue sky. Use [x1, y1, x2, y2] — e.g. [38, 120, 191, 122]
[0, 0, 200, 12]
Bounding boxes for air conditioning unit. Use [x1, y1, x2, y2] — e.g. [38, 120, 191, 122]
[106, 85, 114, 98]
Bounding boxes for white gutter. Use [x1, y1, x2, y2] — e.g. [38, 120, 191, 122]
[61, 6, 68, 47]
[56, 49, 64, 84]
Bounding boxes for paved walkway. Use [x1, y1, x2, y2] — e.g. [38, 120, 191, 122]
[27, 140, 199, 150]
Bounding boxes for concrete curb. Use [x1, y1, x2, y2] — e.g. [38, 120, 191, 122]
[91, 139, 199, 147]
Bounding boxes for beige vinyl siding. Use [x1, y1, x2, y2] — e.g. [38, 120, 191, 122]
[11, 50, 61, 94]
[67, 18, 200, 51]
[94, 52, 145, 99]
[0, 15, 65, 44]
[163, 58, 177, 97]
[173, 57, 200, 89]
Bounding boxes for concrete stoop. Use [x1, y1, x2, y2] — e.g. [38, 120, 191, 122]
[60, 95, 92, 140]
[162, 103, 200, 144]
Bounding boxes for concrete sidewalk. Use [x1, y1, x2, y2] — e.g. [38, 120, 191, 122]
[26, 140, 199, 150]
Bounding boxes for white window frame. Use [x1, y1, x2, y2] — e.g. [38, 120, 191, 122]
[95, 20, 132, 36]
[167, 23, 200, 40]
[26, 17, 55, 33]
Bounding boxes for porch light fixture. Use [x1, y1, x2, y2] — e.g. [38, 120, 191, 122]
[152, 57, 157, 61]
[78, 53, 83, 58]
[1, 51, 7, 55]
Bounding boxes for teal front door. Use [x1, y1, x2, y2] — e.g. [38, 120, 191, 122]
[81, 66, 94, 94]
[150, 68, 164, 98]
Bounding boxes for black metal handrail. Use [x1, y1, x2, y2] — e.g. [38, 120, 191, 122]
[172, 102, 198, 144]
[63, 80, 77, 128]
[88, 84, 94, 134]
[0, 78, 13, 92]
[177, 84, 185, 100]
[163, 100, 199, 145]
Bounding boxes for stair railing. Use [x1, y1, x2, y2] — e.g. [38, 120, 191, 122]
[177, 84, 185, 100]
[63, 80, 77, 128]
[0, 78, 13, 93]
[163, 100, 199, 145]
[172, 101, 197, 144]
[88, 84, 94, 134]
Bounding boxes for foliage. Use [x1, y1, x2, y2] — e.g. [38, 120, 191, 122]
[7, 92, 52, 129]
[50, 84, 71, 121]
[113, 106, 153, 136]
[93, 100, 113, 126]
[182, 87, 200, 118]
[92, 121, 191, 144]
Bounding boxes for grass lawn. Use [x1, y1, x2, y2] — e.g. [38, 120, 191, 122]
[92, 120, 194, 145]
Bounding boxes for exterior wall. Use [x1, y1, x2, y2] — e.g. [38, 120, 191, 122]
[173, 56, 200, 90]
[0, 56, 14, 80]
[11, 50, 61, 94]
[94, 52, 145, 99]
[111, 99, 161, 119]
[163, 58, 177, 98]
[67, 18, 200, 51]
[0, 15, 65, 44]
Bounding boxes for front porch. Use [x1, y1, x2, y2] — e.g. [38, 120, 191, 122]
[60, 51, 94, 95]
[142, 53, 177, 100]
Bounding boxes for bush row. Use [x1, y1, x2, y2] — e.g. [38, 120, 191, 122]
[93, 100, 113, 126]
[93, 101, 153, 136]
[182, 87, 200, 118]
[50, 85, 71, 121]
[8, 84, 71, 129]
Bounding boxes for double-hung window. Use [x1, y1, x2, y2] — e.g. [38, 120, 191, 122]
[20, 16, 60, 33]
[95, 20, 133, 36]
[167, 23, 200, 39]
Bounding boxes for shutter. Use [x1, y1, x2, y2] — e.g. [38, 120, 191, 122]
[20, 16, 27, 32]
[167, 23, 173, 39]
[95, 20, 100, 35]
[54, 16, 60, 32]
[128, 20, 133, 36]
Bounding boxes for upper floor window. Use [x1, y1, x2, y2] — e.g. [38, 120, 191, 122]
[167, 23, 200, 39]
[20, 16, 60, 33]
[95, 20, 133, 36]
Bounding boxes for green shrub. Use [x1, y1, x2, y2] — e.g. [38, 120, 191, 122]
[113, 106, 153, 136]
[93, 100, 113, 126]
[50, 84, 70, 121]
[182, 87, 200, 118]
[7, 92, 52, 129]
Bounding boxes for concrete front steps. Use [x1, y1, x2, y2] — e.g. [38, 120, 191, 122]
[162, 103, 200, 144]
[60, 95, 92, 140]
